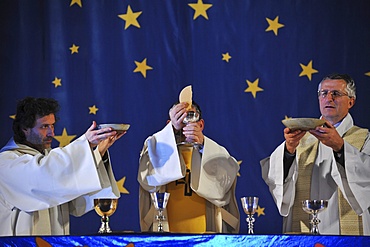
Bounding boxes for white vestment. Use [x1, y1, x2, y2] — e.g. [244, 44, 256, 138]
[137, 122, 240, 233]
[0, 135, 120, 236]
[260, 114, 370, 235]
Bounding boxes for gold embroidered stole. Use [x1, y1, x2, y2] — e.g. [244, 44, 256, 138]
[292, 126, 368, 234]
[338, 126, 367, 235]
[291, 134, 319, 233]
[33, 209, 51, 235]
[166, 146, 206, 233]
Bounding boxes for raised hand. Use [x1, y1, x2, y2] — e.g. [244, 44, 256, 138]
[182, 120, 204, 144]
[169, 103, 188, 131]
[98, 131, 126, 157]
[85, 121, 117, 148]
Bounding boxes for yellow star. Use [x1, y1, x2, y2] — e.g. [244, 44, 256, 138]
[10, 115, 16, 119]
[53, 128, 77, 147]
[118, 5, 142, 30]
[52, 77, 62, 88]
[69, 44, 79, 54]
[265, 16, 284, 36]
[244, 78, 264, 98]
[222, 52, 232, 62]
[89, 105, 99, 115]
[299, 60, 318, 81]
[365, 71, 370, 77]
[188, 0, 212, 20]
[116, 177, 129, 194]
[237, 160, 242, 177]
[70, 0, 82, 7]
[134, 58, 153, 78]
[256, 205, 265, 217]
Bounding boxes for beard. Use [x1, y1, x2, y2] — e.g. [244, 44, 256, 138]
[26, 131, 53, 152]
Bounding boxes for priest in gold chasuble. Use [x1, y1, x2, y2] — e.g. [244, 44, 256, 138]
[138, 102, 240, 233]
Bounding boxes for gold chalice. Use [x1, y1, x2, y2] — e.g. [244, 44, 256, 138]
[94, 198, 118, 233]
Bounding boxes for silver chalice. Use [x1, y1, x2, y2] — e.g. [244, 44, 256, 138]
[178, 110, 202, 148]
[150, 192, 170, 232]
[241, 196, 259, 234]
[302, 199, 328, 235]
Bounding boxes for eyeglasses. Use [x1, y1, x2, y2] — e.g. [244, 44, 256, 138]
[317, 89, 350, 99]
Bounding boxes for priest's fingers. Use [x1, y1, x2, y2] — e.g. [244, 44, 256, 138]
[170, 103, 187, 130]
[309, 127, 343, 151]
[284, 128, 306, 154]
[114, 131, 126, 140]
[86, 129, 116, 147]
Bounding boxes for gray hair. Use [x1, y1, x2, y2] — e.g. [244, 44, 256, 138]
[318, 73, 356, 99]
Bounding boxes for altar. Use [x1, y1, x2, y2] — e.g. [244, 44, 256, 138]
[1, 233, 369, 247]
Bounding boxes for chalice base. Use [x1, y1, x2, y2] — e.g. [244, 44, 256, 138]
[246, 215, 255, 234]
[156, 213, 166, 232]
[309, 214, 321, 235]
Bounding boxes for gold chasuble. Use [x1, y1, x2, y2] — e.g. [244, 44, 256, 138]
[292, 126, 368, 235]
[166, 146, 207, 233]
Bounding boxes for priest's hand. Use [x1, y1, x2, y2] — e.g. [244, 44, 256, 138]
[98, 131, 126, 157]
[284, 128, 306, 154]
[169, 102, 188, 131]
[85, 121, 117, 148]
[309, 120, 344, 152]
[182, 119, 205, 144]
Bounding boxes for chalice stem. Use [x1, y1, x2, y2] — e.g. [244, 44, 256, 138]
[157, 210, 164, 232]
[310, 212, 320, 235]
[247, 215, 255, 234]
[98, 216, 112, 233]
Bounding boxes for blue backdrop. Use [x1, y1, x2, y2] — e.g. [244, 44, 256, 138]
[1, 0, 370, 235]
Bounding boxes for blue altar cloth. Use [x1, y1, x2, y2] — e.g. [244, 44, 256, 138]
[0, 233, 369, 247]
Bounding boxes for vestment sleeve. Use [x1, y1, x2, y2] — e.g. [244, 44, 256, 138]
[0, 135, 116, 212]
[260, 142, 297, 216]
[331, 135, 370, 214]
[191, 137, 239, 207]
[137, 122, 184, 192]
[68, 148, 120, 216]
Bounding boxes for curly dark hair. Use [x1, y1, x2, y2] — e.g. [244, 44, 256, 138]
[12, 97, 60, 143]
